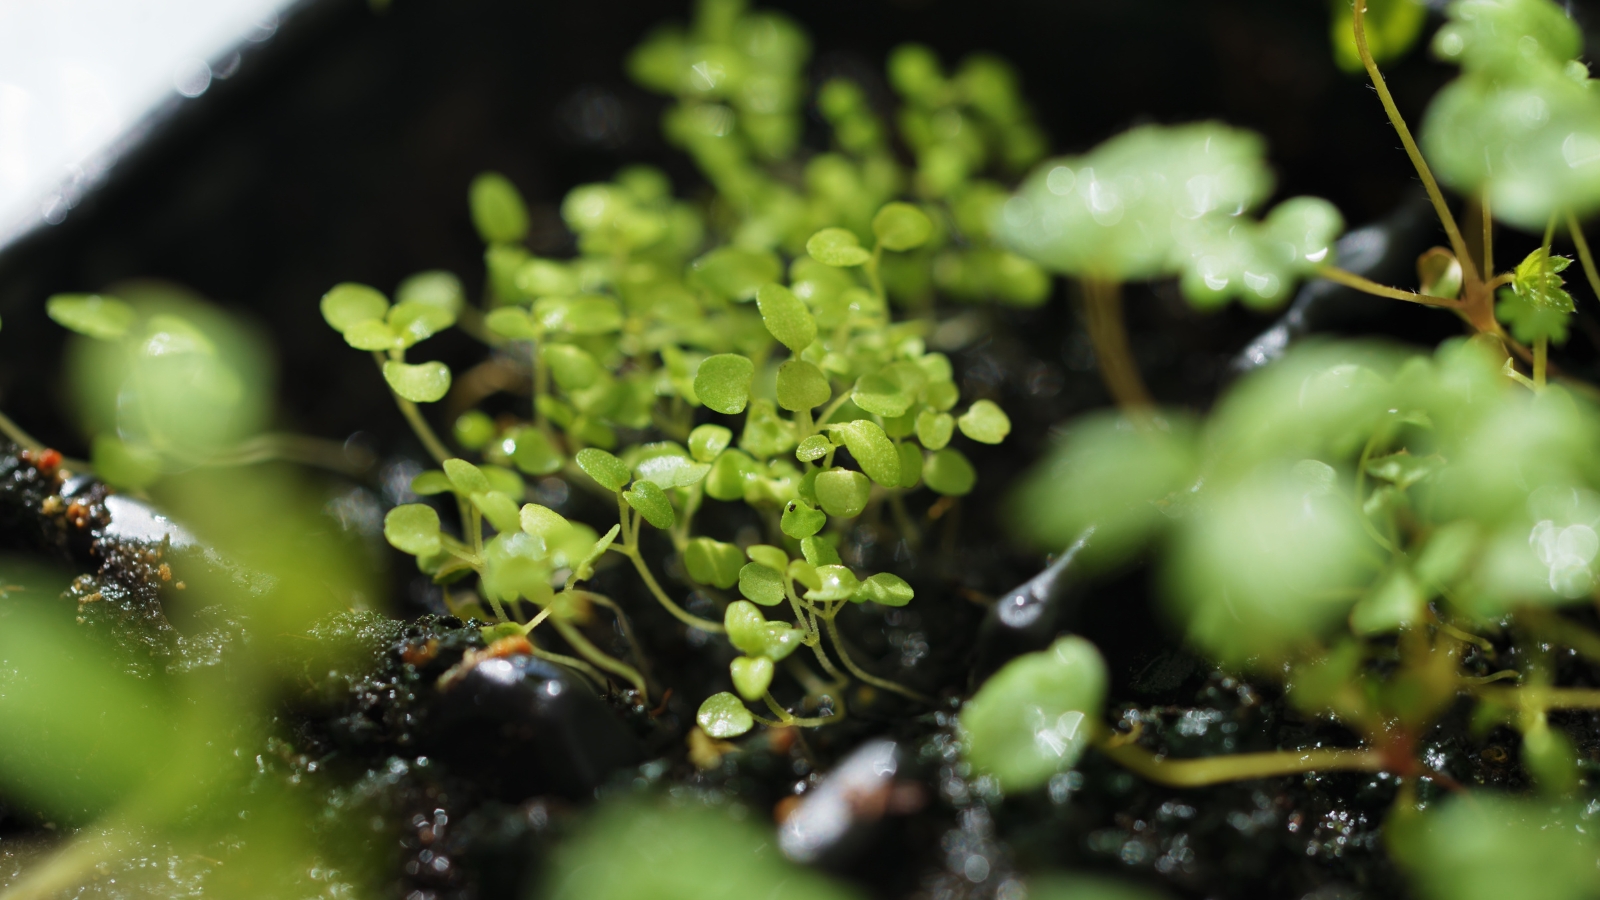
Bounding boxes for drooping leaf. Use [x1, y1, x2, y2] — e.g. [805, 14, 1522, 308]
[382, 361, 452, 403]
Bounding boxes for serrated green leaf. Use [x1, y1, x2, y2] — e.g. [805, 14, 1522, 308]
[382, 360, 452, 402]
[685, 537, 744, 589]
[694, 354, 754, 415]
[575, 448, 632, 491]
[807, 228, 872, 267]
[825, 419, 902, 487]
[729, 656, 775, 701]
[781, 499, 827, 539]
[688, 424, 733, 463]
[958, 399, 1011, 444]
[853, 572, 914, 606]
[757, 283, 817, 353]
[470, 172, 530, 244]
[384, 504, 442, 557]
[873, 202, 934, 251]
[697, 692, 754, 738]
[814, 468, 872, 518]
[623, 479, 676, 529]
[923, 447, 976, 496]
[776, 360, 831, 412]
[318, 283, 388, 334]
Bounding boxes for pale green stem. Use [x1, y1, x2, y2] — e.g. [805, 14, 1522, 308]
[1099, 736, 1385, 787]
[821, 613, 931, 703]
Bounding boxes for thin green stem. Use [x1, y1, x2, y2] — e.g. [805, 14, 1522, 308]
[816, 392, 853, 429]
[761, 691, 844, 727]
[1315, 266, 1462, 309]
[552, 618, 649, 700]
[821, 613, 931, 703]
[621, 547, 725, 633]
[1351, 0, 1477, 282]
[1567, 212, 1600, 304]
[1098, 736, 1385, 786]
[0, 410, 43, 453]
[1081, 278, 1153, 411]
[372, 352, 452, 463]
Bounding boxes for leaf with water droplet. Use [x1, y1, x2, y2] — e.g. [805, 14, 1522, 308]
[697, 692, 754, 738]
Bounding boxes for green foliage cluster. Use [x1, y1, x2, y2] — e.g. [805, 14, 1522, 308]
[316, 0, 1033, 736]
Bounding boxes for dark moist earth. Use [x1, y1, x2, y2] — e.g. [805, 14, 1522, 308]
[0, 211, 1595, 899]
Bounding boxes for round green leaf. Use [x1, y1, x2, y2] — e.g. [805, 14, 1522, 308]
[688, 424, 733, 463]
[471, 490, 523, 534]
[535, 296, 624, 335]
[343, 319, 402, 352]
[453, 410, 496, 450]
[520, 503, 571, 540]
[896, 441, 922, 489]
[872, 202, 934, 251]
[387, 301, 455, 346]
[396, 270, 464, 316]
[781, 499, 827, 539]
[694, 354, 755, 415]
[915, 409, 954, 450]
[509, 428, 564, 476]
[729, 656, 775, 701]
[800, 535, 842, 567]
[443, 458, 491, 494]
[469, 171, 530, 244]
[318, 284, 388, 334]
[48, 293, 139, 341]
[384, 504, 442, 557]
[806, 228, 872, 267]
[410, 470, 452, 495]
[756, 282, 817, 353]
[958, 399, 1011, 444]
[815, 468, 872, 518]
[545, 344, 604, 391]
[636, 454, 711, 490]
[759, 622, 804, 661]
[796, 434, 834, 462]
[738, 562, 786, 607]
[697, 692, 754, 738]
[685, 537, 744, 589]
[804, 564, 860, 602]
[746, 545, 789, 573]
[825, 419, 902, 487]
[961, 636, 1107, 793]
[689, 247, 783, 302]
[705, 448, 758, 501]
[575, 448, 632, 491]
[852, 372, 915, 418]
[382, 360, 451, 403]
[724, 600, 769, 656]
[923, 447, 976, 496]
[853, 572, 914, 606]
[776, 360, 831, 412]
[623, 480, 676, 529]
[483, 465, 525, 499]
[486, 307, 540, 340]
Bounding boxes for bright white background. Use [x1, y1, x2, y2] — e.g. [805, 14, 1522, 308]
[0, 0, 290, 245]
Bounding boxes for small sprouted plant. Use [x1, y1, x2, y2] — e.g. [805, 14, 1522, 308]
[964, 1, 1600, 896]
[318, 0, 1029, 737]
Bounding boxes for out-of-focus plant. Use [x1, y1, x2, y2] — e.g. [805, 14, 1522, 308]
[319, 0, 1037, 739]
[970, 2, 1600, 895]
